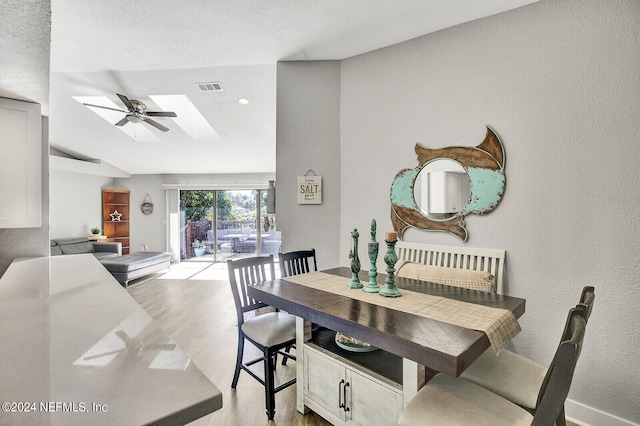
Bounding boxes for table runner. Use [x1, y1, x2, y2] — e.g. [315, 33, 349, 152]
[284, 272, 520, 352]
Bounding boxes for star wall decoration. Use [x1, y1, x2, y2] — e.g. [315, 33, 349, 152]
[110, 210, 122, 221]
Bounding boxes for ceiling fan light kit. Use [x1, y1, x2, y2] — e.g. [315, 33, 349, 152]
[83, 93, 177, 132]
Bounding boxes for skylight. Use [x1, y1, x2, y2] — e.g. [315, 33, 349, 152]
[149, 94, 220, 142]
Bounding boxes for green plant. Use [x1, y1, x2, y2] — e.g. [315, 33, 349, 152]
[91, 227, 100, 235]
[180, 190, 236, 222]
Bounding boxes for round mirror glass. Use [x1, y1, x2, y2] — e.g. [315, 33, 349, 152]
[414, 159, 470, 220]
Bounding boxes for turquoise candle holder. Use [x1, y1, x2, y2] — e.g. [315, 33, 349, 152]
[380, 237, 401, 297]
[363, 219, 380, 293]
[348, 228, 363, 289]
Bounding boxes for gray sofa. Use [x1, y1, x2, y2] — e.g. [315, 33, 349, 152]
[50, 237, 171, 287]
[50, 237, 121, 259]
[100, 252, 171, 288]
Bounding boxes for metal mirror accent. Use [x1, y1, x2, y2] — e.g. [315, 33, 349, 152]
[390, 126, 506, 241]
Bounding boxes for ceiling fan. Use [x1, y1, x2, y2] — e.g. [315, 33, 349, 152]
[83, 93, 177, 132]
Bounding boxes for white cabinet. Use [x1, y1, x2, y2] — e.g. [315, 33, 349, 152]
[305, 345, 344, 420]
[348, 368, 404, 426]
[303, 343, 403, 425]
[0, 98, 42, 228]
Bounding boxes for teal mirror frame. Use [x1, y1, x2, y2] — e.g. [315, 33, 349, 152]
[390, 126, 506, 241]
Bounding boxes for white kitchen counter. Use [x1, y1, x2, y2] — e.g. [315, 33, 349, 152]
[0, 254, 222, 425]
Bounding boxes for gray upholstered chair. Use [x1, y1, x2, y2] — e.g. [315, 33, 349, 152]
[278, 248, 317, 277]
[459, 286, 594, 424]
[227, 255, 296, 420]
[398, 306, 589, 426]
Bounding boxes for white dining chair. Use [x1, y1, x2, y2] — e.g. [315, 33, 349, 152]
[398, 306, 589, 425]
[459, 286, 594, 425]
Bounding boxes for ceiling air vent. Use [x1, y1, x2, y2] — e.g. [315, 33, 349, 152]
[196, 81, 224, 92]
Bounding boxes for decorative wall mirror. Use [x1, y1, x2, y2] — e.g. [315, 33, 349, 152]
[390, 126, 506, 241]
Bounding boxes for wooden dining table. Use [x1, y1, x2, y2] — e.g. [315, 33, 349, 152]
[247, 266, 526, 411]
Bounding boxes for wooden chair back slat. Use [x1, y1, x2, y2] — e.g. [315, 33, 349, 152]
[396, 241, 506, 294]
[279, 249, 317, 277]
[228, 255, 276, 320]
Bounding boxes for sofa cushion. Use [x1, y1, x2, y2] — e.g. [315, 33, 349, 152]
[100, 252, 171, 273]
[50, 240, 63, 256]
[93, 252, 119, 260]
[57, 238, 95, 255]
[396, 260, 495, 292]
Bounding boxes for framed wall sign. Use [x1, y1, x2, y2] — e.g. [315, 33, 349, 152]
[298, 173, 322, 204]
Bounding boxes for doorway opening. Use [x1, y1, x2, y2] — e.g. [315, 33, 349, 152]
[180, 189, 280, 263]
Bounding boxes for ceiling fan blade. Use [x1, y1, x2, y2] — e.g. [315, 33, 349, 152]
[83, 103, 126, 113]
[146, 111, 177, 118]
[114, 117, 129, 126]
[82, 348, 126, 361]
[117, 93, 135, 111]
[144, 118, 170, 132]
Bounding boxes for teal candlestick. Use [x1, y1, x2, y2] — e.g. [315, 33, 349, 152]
[348, 228, 363, 289]
[380, 236, 401, 297]
[363, 219, 380, 293]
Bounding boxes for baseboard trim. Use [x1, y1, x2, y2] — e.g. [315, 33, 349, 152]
[566, 399, 638, 426]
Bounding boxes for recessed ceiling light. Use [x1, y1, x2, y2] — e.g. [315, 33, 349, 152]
[238, 98, 250, 105]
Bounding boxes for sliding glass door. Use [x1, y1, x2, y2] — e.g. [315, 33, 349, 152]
[180, 190, 213, 261]
[179, 189, 280, 262]
[215, 190, 256, 261]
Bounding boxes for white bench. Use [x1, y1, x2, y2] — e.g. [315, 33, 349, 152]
[395, 241, 506, 294]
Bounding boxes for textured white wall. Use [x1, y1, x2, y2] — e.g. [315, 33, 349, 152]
[339, 0, 639, 423]
[118, 175, 168, 253]
[49, 170, 114, 239]
[0, 0, 51, 277]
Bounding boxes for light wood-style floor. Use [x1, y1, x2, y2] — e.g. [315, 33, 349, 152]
[127, 260, 331, 426]
[127, 260, 580, 426]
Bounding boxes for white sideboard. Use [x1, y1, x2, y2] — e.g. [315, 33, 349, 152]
[303, 340, 404, 425]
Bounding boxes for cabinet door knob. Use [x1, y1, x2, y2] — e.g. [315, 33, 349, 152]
[338, 379, 345, 410]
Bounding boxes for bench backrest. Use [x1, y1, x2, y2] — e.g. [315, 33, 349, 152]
[395, 241, 506, 294]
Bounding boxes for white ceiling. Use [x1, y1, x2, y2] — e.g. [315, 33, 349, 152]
[49, 0, 538, 175]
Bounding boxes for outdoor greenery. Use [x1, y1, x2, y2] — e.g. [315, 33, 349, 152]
[180, 190, 267, 223]
[180, 191, 232, 222]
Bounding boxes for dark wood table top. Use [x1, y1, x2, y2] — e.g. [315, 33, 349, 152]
[248, 267, 526, 377]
